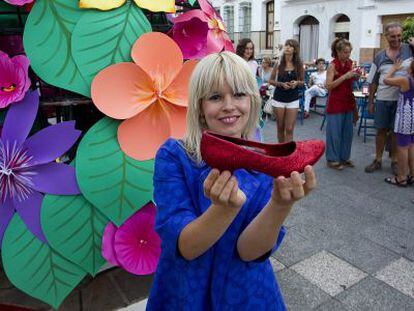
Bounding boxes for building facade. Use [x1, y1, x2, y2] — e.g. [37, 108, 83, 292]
[211, 0, 414, 63]
[211, 0, 279, 58]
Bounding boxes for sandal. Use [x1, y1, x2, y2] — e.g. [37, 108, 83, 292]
[341, 160, 355, 168]
[327, 161, 344, 170]
[384, 176, 407, 187]
[407, 175, 414, 185]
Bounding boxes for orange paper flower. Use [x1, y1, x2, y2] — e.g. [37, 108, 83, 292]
[91, 32, 197, 160]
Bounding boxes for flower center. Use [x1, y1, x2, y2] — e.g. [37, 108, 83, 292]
[208, 18, 226, 32]
[0, 167, 12, 176]
[0, 141, 35, 202]
[1, 84, 16, 92]
[139, 239, 148, 246]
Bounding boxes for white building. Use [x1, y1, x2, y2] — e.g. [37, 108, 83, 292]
[211, 0, 414, 63]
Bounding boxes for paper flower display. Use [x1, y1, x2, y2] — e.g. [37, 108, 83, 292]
[0, 91, 81, 245]
[0, 51, 31, 109]
[79, 0, 175, 12]
[91, 32, 197, 160]
[102, 202, 161, 275]
[171, 0, 234, 59]
[4, 0, 33, 6]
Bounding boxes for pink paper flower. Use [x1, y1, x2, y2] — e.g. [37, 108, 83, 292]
[172, 0, 234, 59]
[4, 0, 33, 6]
[102, 202, 161, 275]
[0, 51, 31, 108]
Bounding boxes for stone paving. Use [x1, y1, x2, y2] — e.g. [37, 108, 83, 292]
[1, 113, 414, 310]
[264, 114, 414, 310]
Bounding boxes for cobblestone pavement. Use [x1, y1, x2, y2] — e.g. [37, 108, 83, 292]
[264, 113, 414, 310]
[1, 114, 413, 310]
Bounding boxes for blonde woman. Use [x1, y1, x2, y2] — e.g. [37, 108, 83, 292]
[147, 51, 316, 309]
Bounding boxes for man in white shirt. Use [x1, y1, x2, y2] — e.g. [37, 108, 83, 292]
[304, 58, 327, 118]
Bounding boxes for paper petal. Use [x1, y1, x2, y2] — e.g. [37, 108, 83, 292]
[172, 18, 208, 59]
[30, 163, 80, 195]
[198, 0, 215, 17]
[0, 199, 15, 247]
[224, 34, 235, 52]
[133, 0, 175, 12]
[114, 202, 161, 275]
[14, 191, 47, 243]
[24, 121, 81, 166]
[1, 90, 39, 147]
[207, 29, 225, 54]
[102, 222, 121, 266]
[79, 0, 126, 10]
[131, 33, 183, 91]
[173, 8, 208, 23]
[165, 104, 187, 139]
[117, 103, 171, 160]
[91, 62, 155, 120]
[164, 60, 197, 107]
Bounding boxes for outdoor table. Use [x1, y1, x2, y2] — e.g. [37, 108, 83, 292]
[40, 98, 93, 123]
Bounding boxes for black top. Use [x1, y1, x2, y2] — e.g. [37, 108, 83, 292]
[273, 70, 300, 103]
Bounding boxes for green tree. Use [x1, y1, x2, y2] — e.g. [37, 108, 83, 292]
[402, 16, 414, 42]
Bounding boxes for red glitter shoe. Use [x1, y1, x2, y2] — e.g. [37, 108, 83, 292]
[200, 131, 325, 178]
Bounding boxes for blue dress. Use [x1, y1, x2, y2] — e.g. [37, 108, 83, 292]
[146, 139, 286, 310]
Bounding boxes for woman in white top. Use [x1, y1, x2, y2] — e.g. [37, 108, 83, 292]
[236, 38, 259, 78]
[304, 58, 328, 117]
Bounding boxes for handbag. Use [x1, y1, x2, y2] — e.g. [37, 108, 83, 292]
[264, 98, 275, 115]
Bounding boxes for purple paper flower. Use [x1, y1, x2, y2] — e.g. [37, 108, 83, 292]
[0, 91, 81, 246]
[0, 51, 31, 108]
[4, 0, 34, 6]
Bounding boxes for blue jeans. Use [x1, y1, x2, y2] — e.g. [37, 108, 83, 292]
[326, 112, 353, 162]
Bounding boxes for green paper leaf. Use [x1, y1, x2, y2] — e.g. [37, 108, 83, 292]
[189, 0, 197, 6]
[2, 214, 86, 309]
[72, 2, 151, 90]
[41, 193, 109, 276]
[23, 0, 89, 97]
[76, 117, 154, 226]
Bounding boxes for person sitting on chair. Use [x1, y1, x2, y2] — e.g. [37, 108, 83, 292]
[304, 58, 327, 118]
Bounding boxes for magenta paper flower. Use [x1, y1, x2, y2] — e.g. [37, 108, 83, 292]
[0, 91, 81, 246]
[102, 202, 161, 275]
[172, 0, 234, 59]
[0, 51, 31, 109]
[4, 0, 33, 6]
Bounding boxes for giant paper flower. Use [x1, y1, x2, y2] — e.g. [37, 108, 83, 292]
[79, 0, 175, 12]
[102, 202, 161, 275]
[0, 51, 31, 109]
[4, 0, 33, 6]
[91, 32, 197, 160]
[172, 0, 234, 59]
[0, 91, 81, 246]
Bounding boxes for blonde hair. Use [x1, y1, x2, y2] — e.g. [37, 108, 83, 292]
[183, 51, 261, 163]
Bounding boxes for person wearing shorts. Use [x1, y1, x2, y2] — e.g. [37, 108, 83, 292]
[269, 39, 304, 142]
[365, 22, 414, 174]
[383, 58, 414, 186]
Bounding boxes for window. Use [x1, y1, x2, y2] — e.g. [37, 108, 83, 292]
[239, 2, 251, 38]
[223, 6, 234, 41]
[266, 1, 274, 49]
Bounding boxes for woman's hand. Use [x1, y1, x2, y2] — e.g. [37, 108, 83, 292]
[280, 82, 291, 90]
[344, 70, 356, 80]
[270, 166, 316, 212]
[290, 80, 299, 89]
[204, 169, 246, 210]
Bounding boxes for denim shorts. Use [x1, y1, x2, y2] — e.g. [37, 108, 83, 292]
[374, 100, 397, 129]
